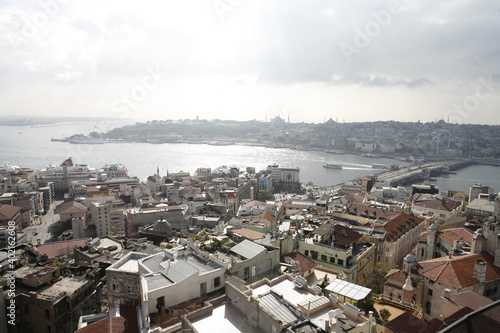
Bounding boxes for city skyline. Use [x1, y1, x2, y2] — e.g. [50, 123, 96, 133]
[1, 0, 499, 124]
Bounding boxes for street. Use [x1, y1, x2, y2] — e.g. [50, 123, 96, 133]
[24, 200, 63, 245]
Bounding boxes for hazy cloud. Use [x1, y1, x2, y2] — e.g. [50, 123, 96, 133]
[0, 0, 499, 124]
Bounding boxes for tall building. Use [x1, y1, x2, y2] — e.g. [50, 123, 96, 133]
[268, 164, 300, 191]
[91, 200, 126, 238]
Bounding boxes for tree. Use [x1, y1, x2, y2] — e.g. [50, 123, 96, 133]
[379, 308, 391, 323]
[257, 190, 273, 201]
[370, 260, 397, 295]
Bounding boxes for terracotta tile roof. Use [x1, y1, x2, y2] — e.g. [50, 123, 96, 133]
[385, 312, 441, 333]
[449, 291, 493, 310]
[416, 253, 500, 288]
[333, 224, 361, 246]
[413, 197, 462, 212]
[438, 228, 473, 247]
[420, 227, 474, 245]
[0, 204, 21, 220]
[75, 316, 126, 333]
[440, 300, 500, 333]
[440, 306, 474, 328]
[385, 269, 407, 284]
[281, 252, 316, 274]
[76, 303, 138, 333]
[59, 200, 88, 214]
[259, 211, 276, 222]
[36, 238, 92, 258]
[381, 213, 425, 243]
[228, 228, 265, 240]
[345, 203, 402, 221]
[443, 216, 467, 228]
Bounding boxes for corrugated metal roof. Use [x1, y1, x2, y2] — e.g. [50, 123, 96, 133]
[231, 239, 265, 260]
[297, 295, 330, 311]
[325, 279, 371, 301]
[259, 293, 299, 325]
[142, 254, 165, 272]
[162, 260, 198, 283]
[145, 273, 172, 291]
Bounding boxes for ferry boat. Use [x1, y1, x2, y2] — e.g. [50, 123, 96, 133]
[323, 163, 342, 169]
[38, 157, 97, 178]
[372, 163, 388, 169]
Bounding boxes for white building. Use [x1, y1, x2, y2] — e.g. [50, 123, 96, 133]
[138, 239, 228, 326]
[370, 186, 407, 203]
[91, 200, 126, 238]
[100, 164, 128, 178]
[268, 164, 300, 190]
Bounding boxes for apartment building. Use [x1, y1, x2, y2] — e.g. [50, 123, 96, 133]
[297, 222, 376, 283]
[91, 200, 126, 238]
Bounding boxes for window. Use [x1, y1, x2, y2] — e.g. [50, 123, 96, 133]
[112, 283, 119, 292]
[45, 309, 50, 319]
[310, 251, 318, 260]
[337, 259, 344, 266]
[426, 301, 431, 314]
[330, 257, 336, 264]
[428, 289, 433, 296]
[304, 250, 309, 256]
[127, 285, 134, 294]
[321, 255, 327, 261]
[214, 277, 221, 288]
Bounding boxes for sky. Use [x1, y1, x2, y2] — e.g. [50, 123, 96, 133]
[1, 0, 499, 125]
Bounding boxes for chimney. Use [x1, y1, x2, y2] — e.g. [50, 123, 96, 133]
[473, 260, 487, 282]
[444, 288, 451, 299]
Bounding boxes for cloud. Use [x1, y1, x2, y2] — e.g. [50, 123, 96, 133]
[329, 75, 434, 88]
[0, 0, 498, 124]
[54, 71, 83, 84]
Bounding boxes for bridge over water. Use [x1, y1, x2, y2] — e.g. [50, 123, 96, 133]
[375, 159, 474, 187]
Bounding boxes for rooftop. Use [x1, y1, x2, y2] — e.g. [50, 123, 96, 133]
[191, 302, 263, 333]
[416, 253, 500, 288]
[231, 239, 266, 260]
[325, 279, 371, 301]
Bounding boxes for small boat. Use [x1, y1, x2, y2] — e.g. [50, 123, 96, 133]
[390, 164, 400, 171]
[324, 163, 342, 169]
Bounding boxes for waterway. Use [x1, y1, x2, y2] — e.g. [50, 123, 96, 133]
[1, 122, 499, 193]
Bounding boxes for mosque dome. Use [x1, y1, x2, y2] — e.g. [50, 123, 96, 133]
[153, 218, 172, 234]
[404, 253, 417, 263]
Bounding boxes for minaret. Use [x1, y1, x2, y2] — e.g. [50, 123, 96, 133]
[402, 275, 414, 307]
[156, 166, 160, 178]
